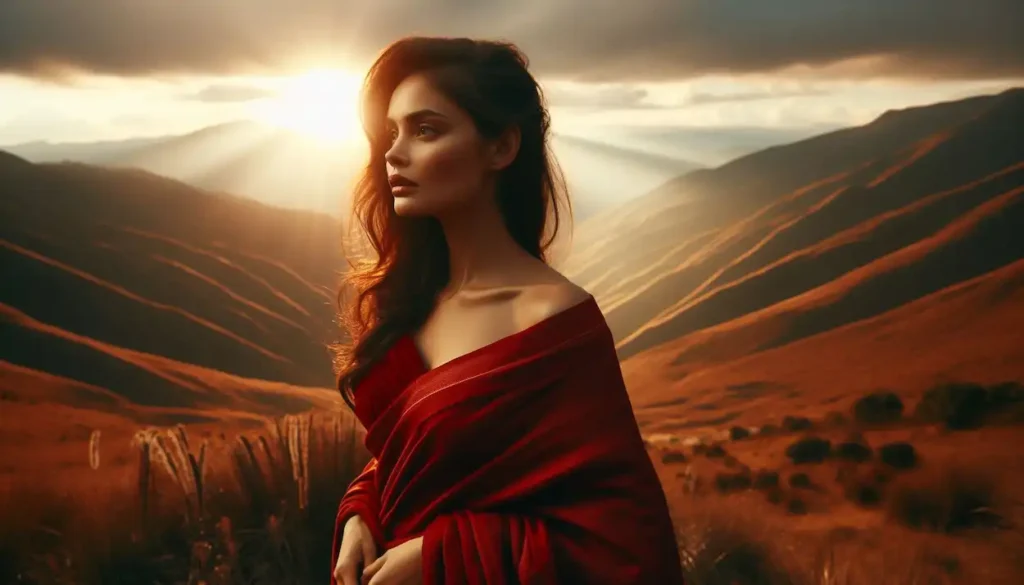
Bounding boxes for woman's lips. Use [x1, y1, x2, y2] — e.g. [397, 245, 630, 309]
[389, 173, 417, 197]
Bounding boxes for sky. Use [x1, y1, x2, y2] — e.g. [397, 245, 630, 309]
[1, 1, 1022, 152]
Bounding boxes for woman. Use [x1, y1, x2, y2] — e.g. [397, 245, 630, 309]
[330, 36, 685, 585]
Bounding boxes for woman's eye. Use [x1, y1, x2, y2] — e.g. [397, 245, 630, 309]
[386, 125, 436, 143]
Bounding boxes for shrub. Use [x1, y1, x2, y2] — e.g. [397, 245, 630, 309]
[835, 441, 872, 463]
[887, 467, 1007, 533]
[753, 470, 780, 490]
[661, 450, 688, 464]
[758, 423, 780, 436]
[729, 426, 752, 441]
[781, 416, 812, 432]
[705, 444, 728, 458]
[851, 485, 884, 508]
[839, 470, 884, 507]
[788, 473, 813, 490]
[784, 437, 831, 464]
[989, 381, 1024, 407]
[847, 483, 883, 507]
[786, 498, 808, 515]
[878, 442, 917, 470]
[715, 471, 753, 493]
[914, 382, 989, 429]
[852, 391, 904, 425]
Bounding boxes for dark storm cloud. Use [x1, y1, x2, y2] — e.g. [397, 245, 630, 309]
[0, 0, 1021, 81]
[184, 83, 279, 103]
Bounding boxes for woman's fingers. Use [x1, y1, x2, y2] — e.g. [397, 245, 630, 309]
[361, 552, 387, 585]
[334, 553, 359, 585]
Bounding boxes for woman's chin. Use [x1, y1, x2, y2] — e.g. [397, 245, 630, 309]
[393, 194, 462, 218]
[393, 197, 428, 217]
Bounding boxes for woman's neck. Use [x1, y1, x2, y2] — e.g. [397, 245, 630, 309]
[436, 193, 535, 297]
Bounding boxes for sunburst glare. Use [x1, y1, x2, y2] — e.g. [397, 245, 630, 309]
[255, 69, 363, 144]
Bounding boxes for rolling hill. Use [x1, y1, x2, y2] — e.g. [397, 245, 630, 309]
[561, 87, 1024, 429]
[4, 121, 361, 216]
[0, 155, 345, 426]
[4, 87, 1023, 438]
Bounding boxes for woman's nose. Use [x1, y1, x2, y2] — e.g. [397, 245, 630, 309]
[384, 141, 408, 169]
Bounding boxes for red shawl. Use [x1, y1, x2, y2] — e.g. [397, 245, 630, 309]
[330, 296, 684, 584]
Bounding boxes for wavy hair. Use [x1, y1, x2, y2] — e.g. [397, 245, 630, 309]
[333, 36, 571, 411]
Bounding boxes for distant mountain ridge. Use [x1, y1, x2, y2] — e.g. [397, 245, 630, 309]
[1, 158, 344, 422]
[561, 87, 1024, 426]
[3, 87, 1021, 430]
[3, 120, 703, 220]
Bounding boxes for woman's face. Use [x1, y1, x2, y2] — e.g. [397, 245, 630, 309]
[383, 73, 499, 218]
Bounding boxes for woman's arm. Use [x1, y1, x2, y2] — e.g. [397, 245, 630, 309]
[332, 458, 387, 561]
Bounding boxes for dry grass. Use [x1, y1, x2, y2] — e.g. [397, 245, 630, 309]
[657, 416, 1024, 585]
[5, 403, 1024, 584]
[886, 464, 1020, 534]
[670, 488, 1024, 585]
[1, 410, 368, 585]
[674, 500, 812, 584]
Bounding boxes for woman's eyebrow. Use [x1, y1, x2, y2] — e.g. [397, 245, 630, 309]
[386, 109, 447, 124]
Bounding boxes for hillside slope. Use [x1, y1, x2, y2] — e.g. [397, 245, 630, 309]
[1, 159, 344, 420]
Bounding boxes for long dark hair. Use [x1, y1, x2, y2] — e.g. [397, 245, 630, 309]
[333, 36, 572, 411]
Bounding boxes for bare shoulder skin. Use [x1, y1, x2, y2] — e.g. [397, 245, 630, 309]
[412, 263, 591, 371]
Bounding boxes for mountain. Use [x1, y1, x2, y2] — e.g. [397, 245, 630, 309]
[567, 124, 841, 168]
[5, 87, 1022, 434]
[4, 121, 703, 221]
[561, 87, 1024, 428]
[3, 135, 169, 164]
[1, 159, 344, 425]
[549, 134, 702, 218]
[4, 121, 361, 217]
[0, 128, 696, 429]
[627, 257, 1024, 434]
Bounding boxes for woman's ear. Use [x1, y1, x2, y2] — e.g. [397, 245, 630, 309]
[488, 126, 521, 171]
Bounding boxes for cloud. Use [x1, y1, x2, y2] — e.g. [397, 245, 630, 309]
[678, 87, 830, 106]
[545, 84, 652, 108]
[0, 0, 1021, 81]
[183, 83, 279, 103]
[546, 81, 830, 110]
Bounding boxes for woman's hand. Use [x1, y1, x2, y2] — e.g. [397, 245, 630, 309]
[334, 515, 379, 585]
[360, 536, 424, 585]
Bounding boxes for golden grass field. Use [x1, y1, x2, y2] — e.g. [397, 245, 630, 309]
[651, 404, 1024, 585]
[3, 378, 1023, 584]
[0, 408, 370, 585]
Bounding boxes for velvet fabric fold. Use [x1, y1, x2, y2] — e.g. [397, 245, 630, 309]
[330, 296, 684, 584]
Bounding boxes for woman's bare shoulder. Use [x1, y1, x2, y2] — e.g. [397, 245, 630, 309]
[515, 275, 592, 327]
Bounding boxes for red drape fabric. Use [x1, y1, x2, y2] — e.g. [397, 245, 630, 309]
[330, 296, 684, 584]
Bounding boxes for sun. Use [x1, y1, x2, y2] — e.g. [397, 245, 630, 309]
[257, 69, 363, 144]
